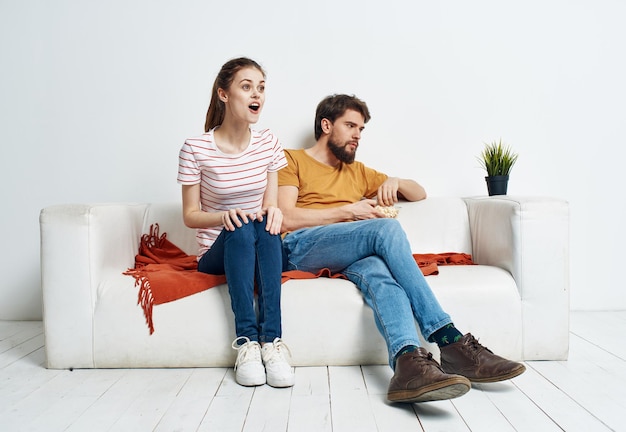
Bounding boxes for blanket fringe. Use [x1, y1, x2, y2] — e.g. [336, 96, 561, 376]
[142, 223, 166, 250]
[123, 268, 156, 334]
[123, 223, 163, 334]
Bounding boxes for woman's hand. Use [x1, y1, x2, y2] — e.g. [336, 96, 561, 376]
[222, 208, 250, 231]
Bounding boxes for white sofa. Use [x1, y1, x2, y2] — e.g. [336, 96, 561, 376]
[39, 196, 569, 369]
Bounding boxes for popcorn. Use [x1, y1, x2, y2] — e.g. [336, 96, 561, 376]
[375, 205, 399, 218]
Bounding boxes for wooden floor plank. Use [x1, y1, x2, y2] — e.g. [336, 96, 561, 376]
[0, 360, 62, 417]
[25, 369, 129, 432]
[412, 400, 470, 431]
[570, 310, 626, 359]
[328, 366, 378, 432]
[369, 394, 423, 431]
[0, 322, 43, 354]
[472, 380, 563, 432]
[153, 367, 228, 432]
[64, 369, 164, 432]
[529, 336, 626, 432]
[0, 333, 45, 369]
[196, 369, 254, 432]
[1, 313, 626, 432]
[361, 365, 424, 431]
[107, 368, 193, 432]
[242, 383, 293, 432]
[287, 367, 332, 432]
[291, 366, 329, 397]
[0, 367, 96, 430]
[452, 383, 517, 432]
[513, 364, 612, 432]
[361, 364, 392, 396]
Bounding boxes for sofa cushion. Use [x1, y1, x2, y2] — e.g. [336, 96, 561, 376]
[90, 264, 521, 367]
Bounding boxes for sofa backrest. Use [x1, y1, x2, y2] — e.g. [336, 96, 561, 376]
[143, 203, 199, 256]
[142, 197, 473, 258]
[395, 197, 472, 255]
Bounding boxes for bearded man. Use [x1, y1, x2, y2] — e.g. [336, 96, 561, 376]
[277, 94, 525, 404]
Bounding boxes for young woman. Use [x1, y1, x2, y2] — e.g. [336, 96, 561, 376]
[177, 57, 293, 388]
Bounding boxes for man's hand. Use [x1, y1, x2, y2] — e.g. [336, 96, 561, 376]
[346, 199, 386, 220]
[377, 178, 400, 206]
[254, 206, 283, 235]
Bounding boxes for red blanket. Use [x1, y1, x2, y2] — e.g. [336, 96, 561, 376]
[124, 224, 474, 334]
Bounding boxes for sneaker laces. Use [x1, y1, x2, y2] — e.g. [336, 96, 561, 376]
[231, 336, 262, 370]
[262, 337, 292, 364]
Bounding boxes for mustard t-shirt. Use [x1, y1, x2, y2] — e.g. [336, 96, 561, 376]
[278, 149, 388, 209]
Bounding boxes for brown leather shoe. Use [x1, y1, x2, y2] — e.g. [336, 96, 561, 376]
[387, 348, 471, 403]
[439, 333, 526, 383]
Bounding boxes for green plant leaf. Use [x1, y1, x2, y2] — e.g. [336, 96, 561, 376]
[477, 139, 519, 176]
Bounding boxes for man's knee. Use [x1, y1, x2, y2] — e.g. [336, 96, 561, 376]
[347, 255, 388, 275]
[371, 218, 405, 241]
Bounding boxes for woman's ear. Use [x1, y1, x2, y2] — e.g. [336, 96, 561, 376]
[217, 88, 228, 103]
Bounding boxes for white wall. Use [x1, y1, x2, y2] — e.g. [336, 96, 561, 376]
[1, 0, 624, 319]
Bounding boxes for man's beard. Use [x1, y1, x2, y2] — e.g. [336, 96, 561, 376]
[328, 139, 356, 164]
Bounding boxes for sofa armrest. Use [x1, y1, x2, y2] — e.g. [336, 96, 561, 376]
[464, 196, 570, 359]
[39, 203, 148, 368]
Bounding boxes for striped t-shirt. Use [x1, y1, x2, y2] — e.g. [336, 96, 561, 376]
[177, 127, 288, 257]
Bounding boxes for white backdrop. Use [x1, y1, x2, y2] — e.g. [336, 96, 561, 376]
[1, 0, 624, 319]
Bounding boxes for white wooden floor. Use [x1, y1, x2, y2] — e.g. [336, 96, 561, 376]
[1, 311, 625, 432]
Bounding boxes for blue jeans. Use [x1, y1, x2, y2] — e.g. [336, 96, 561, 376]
[198, 219, 283, 344]
[282, 218, 452, 367]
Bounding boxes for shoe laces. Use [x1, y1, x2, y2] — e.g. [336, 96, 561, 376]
[262, 337, 292, 364]
[406, 349, 449, 374]
[409, 348, 441, 367]
[463, 334, 493, 355]
[414, 351, 434, 362]
[231, 336, 262, 370]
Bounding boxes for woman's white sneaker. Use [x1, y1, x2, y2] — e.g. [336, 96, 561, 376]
[231, 337, 266, 386]
[261, 338, 295, 388]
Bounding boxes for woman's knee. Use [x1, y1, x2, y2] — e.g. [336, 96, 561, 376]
[224, 220, 256, 244]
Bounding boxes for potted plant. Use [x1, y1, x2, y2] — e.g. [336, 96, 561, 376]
[478, 139, 519, 196]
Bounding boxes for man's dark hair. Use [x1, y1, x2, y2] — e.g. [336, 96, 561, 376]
[314, 94, 371, 140]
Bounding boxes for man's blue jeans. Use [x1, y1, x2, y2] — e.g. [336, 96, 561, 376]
[198, 220, 283, 344]
[282, 218, 452, 367]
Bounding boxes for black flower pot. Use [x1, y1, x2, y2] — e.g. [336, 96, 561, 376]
[485, 175, 509, 196]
